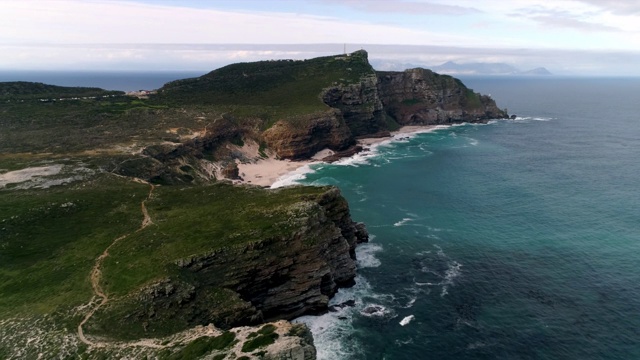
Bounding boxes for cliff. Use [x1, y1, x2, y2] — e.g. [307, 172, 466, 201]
[131, 50, 508, 173]
[81, 184, 368, 341]
[377, 68, 507, 124]
[0, 173, 365, 358]
[151, 49, 507, 161]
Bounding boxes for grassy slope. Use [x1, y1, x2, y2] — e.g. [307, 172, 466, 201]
[155, 51, 374, 124]
[0, 96, 222, 154]
[0, 175, 327, 325]
[0, 52, 373, 157]
[0, 175, 148, 318]
[101, 183, 328, 296]
[0, 81, 122, 100]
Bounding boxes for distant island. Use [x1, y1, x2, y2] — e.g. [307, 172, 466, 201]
[0, 50, 509, 359]
[432, 61, 552, 76]
[374, 59, 552, 76]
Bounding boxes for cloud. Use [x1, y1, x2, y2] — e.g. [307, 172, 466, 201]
[575, 0, 640, 15]
[528, 15, 620, 32]
[512, 5, 621, 32]
[318, 0, 480, 15]
[0, 0, 475, 46]
[2, 43, 639, 76]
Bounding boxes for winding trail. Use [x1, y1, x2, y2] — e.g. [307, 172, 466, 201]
[77, 179, 155, 347]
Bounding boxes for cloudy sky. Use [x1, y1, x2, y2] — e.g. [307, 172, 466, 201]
[1, 0, 639, 75]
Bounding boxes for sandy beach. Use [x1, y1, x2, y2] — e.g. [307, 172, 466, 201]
[235, 125, 439, 187]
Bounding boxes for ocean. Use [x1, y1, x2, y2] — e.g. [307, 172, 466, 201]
[289, 77, 640, 359]
[0, 71, 205, 91]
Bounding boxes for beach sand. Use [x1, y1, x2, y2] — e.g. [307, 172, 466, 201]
[235, 125, 438, 187]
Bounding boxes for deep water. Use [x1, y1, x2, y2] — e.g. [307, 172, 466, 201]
[293, 77, 640, 360]
[0, 70, 205, 91]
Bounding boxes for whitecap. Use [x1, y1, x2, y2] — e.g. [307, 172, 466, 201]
[270, 163, 318, 188]
[294, 275, 374, 360]
[404, 297, 417, 308]
[394, 218, 413, 227]
[395, 337, 415, 346]
[511, 116, 552, 122]
[414, 247, 463, 298]
[399, 315, 415, 326]
[360, 304, 394, 318]
[356, 243, 383, 268]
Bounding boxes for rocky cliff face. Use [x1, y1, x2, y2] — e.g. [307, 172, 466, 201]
[88, 187, 368, 339]
[321, 72, 387, 137]
[176, 187, 368, 322]
[264, 54, 508, 159]
[262, 109, 353, 160]
[376, 68, 508, 124]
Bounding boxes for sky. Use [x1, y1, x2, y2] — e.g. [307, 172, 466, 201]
[1, 0, 639, 75]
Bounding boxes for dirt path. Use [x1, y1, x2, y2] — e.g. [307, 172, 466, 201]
[77, 179, 155, 347]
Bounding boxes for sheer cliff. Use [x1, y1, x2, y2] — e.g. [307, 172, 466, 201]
[133, 50, 508, 172]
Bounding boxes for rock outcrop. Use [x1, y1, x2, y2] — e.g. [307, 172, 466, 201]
[377, 68, 508, 124]
[321, 72, 386, 137]
[88, 186, 368, 339]
[175, 187, 368, 322]
[262, 109, 354, 160]
[261, 52, 508, 159]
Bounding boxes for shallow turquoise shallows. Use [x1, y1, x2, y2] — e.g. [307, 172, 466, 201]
[294, 77, 640, 360]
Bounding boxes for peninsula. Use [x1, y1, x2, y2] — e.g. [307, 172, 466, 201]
[0, 50, 508, 359]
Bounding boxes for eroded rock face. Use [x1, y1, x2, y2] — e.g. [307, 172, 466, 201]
[262, 109, 354, 160]
[176, 187, 368, 323]
[377, 68, 509, 124]
[92, 187, 368, 338]
[263, 62, 508, 160]
[322, 73, 386, 137]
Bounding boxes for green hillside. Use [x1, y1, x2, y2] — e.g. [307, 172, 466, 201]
[155, 50, 374, 118]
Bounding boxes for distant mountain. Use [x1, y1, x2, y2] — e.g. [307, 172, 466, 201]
[432, 61, 519, 75]
[371, 60, 552, 76]
[520, 67, 553, 75]
[431, 61, 552, 76]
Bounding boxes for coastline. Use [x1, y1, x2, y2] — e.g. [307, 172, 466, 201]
[235, 125, 442, 188]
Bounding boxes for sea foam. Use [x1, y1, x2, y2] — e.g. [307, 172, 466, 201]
[399, 315, 415, 326]
[270, 163, 318, 188]
[294, 275, 377, 360]
[356, 243, 383, 268]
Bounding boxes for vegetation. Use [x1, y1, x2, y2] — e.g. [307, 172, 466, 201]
[0, 81, 122, 100]
[163, 332, 236, 360]
[0, 175, 148, 318]
[238, 324, 280, 353]
[241, 332, 279, 353]
[154, 50, 374, 120]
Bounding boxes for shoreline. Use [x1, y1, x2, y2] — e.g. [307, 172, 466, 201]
[235, 125, 441, 188]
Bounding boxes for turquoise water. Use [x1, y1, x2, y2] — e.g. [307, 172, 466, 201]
[294, 78, 640, 359]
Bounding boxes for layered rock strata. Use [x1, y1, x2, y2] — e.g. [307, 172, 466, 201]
[265, 53, 508, 160]
[174, 187, 368, 323]
[88, 187, 368, 339]
[377, 68, 507, 124]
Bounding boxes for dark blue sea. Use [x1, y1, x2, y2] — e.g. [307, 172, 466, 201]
[0, 71, 205, 91]
[290, 77, 640, 359]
